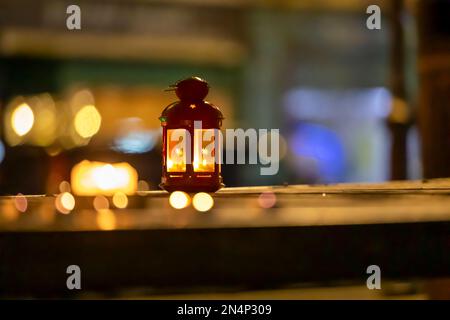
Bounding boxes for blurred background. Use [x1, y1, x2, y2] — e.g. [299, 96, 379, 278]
[0, 0, 448, 195]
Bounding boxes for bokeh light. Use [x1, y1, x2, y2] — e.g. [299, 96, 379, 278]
[92, 164, 130, 191]
[93, 195, 110, 211]
[70, 89, 95, 111]
[59, 181, 71, 193]
[289, 123, 345, 183]
[14, 193, 28, 213]
[257, 191, 277, 209]
[71, 160, 138, 196]
[55, 192, 75, 214]
[192, 192, 214, 212]
[30, 93, 58, 147]
[11, 103, 34, 136]
[112, 192, 128, 209]
[169, 191, 190, 209]
[112, 118, 158, 154]
[137, 180, 150, 195]
[74, 104, 102, 138]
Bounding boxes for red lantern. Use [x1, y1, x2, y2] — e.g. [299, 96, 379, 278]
[159, 77, 224, 192]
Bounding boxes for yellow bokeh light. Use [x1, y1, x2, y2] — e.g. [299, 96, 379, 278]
[112, 192, 128, 209]
[11, 103, 34, 136]
[74, 104, 102, 138]
[71, 160, 138, 196]
[31, 93, 57, 146]
[169, 191, 190, 209]
[192, 192, 214, 212]
[55, 192, 75, 214]
[61, 192, 75, 211]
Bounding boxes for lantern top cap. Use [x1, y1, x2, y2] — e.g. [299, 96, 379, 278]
[169, 77, 209, 102]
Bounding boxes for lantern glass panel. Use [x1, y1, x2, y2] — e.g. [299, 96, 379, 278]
[167, 129, 188, 172]
[194, 129, 216, 172]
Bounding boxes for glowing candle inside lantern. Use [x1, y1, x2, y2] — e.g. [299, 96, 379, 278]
[167, 129, 187, 172]
[193, 129, 216, 172]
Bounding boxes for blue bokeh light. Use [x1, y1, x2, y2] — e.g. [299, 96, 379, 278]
[290, 123, 346, 183]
